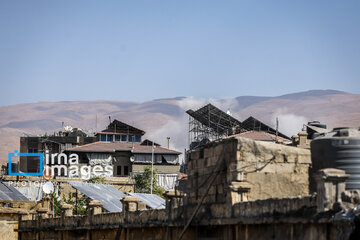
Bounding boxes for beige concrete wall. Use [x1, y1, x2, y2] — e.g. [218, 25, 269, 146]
[235, 137, 311, 200]
[187, 137, 311, 204]
[132, 164, 180, 174]
[0, 219, 17, 240]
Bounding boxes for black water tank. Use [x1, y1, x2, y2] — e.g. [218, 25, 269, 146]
[310, 127, 360, 190]
[307, 121, 327, 139]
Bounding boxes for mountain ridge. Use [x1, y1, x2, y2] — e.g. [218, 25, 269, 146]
[0, 89, 359, 164]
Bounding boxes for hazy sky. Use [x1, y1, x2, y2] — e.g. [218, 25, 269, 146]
[0, 0, 359, 106]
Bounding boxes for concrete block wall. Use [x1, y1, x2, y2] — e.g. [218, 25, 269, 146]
[187, 138, 238, 206]
[235, 137, 311, 200]
[187, 136, 312, 206]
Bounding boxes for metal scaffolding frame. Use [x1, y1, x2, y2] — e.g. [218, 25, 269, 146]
[186, 104, 291, 150]
[186, 104, 248, 149]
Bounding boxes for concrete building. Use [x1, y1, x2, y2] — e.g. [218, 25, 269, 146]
[66, 140, 181, 190]
[18, 127, 96, 173]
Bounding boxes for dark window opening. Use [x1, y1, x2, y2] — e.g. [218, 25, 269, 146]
[115, 135, 121, 141]
[124, 166, 129, 176]
[121, 135, 127, 142]
[107, 134, 113, 142]
[28, 148, 38, 153]
[117, 166, 121, 176]
[135, 135, 141, 142]
[100, 134, 106, 141]
[200, 149, 204, 158]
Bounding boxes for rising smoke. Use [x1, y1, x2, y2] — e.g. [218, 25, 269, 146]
[271, 108, 308, 137]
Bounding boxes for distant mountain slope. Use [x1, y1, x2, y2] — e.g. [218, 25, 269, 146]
[0, 89, 359, 164]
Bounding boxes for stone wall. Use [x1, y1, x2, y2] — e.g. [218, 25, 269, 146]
[17, 195, 342, 240]
[187, 137, 311, 206]
[0, 200, 39, 240]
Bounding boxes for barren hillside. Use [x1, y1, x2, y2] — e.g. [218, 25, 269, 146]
[0, 90, 359, 164]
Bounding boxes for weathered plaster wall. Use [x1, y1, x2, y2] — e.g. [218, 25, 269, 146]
[187, 137, 311, 205]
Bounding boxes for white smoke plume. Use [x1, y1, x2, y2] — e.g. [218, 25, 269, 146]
[271, 108, 308, 137]
[149, 97, 242, 163]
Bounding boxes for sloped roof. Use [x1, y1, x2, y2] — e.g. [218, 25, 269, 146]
[128, 193, 165, 209]
[0, 182, 29, 201]
[186, 103, 248, 135]
[140, 139, 160, 146]
[241, 116, 290, 140]
[67, 141, 181, 155]
[98, 119, 145, 136]
[69, 182, 125, 212]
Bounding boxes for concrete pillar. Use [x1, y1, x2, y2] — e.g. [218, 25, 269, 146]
[121, 196, 141, 213]
[292, 134, 299, 146]
[164, 190, 184, 220]
[298, 131, 309, 148]
[61, 203, 73, 217]
[36, 208, 49, 219]
[17, 212, 28, 229]
[314, 168, 349, 212]
[42, 196, 50, 211]
[60, 203, 73, 226]
[88, 200, 103, 216]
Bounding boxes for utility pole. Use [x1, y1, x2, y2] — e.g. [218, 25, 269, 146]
[150, 142, 154, 194]
[276, 117, 279, 141]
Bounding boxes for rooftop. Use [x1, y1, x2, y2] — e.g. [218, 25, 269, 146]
[227, 130, 289, 142]
[98, 119, 145, 136]
[67, 141, 181, 155]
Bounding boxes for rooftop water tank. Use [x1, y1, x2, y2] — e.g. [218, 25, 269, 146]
[310, 127, 360, 190]
[306, 121, 327, 139]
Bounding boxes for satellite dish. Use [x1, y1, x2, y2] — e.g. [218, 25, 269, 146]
[42, 181, 54, 194]
[130, 156, 135, 162]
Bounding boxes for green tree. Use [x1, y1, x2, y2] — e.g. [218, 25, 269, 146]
[49, 192, 61, 217]
[62, 191, 89, 215]
[134, 166, 165, 198]
[85, 176, 105, 184]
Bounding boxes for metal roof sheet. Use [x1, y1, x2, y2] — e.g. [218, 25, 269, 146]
[0, 182, 29, 201]
[68, 182, 126, 212]
[128, 193, 165, 209]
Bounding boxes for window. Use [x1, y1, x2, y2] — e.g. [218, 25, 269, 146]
[107, 134, 113, 142]
[121, 135, 127, 142]
[100, 134, 106, 141]
[115, 135, 121, 142]
[128, 135, 134, 142]
[124, 166, 129, 176]
[135, 135, 141, 142]
[117, 166, 121, 176]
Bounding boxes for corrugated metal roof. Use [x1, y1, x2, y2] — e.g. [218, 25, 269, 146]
[68, 182, 126, 212]
[0, 182, 29, 201]
[15, 186, 43, 201]
[128, 193, 165, 209]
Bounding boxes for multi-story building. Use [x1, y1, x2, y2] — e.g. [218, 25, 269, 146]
[19, 127, 96, 173]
